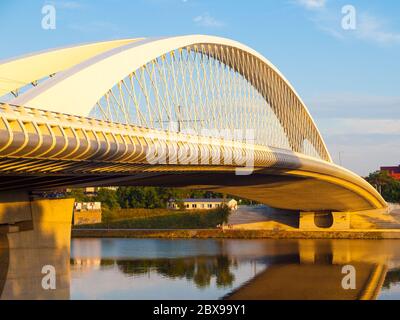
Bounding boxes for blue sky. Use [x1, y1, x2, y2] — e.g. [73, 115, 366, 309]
[0, 0, 399, 175]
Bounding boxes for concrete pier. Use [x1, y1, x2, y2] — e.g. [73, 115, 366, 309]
[0, 194, 74, 300]
[299, 212, 351, 230]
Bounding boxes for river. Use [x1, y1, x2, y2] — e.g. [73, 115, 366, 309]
[69, 238, 400, 300]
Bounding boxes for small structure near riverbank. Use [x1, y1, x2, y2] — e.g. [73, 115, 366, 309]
[167, 198, 238, 211]
[73, 202, 102, 225]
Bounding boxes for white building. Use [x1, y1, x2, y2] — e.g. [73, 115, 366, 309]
[167, 198, 238, 211]
[74, 202, 101, 211]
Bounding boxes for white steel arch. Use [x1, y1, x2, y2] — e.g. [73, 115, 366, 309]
[8, 35, 331, 162]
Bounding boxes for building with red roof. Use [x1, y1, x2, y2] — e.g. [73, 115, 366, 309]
[381, 165, 400, 181]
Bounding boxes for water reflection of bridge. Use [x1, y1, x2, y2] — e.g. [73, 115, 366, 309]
[3, 238, 400, 299]
[225, 240, 391, 300]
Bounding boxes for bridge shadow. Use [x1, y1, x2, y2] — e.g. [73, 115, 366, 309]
[228, 206, 299, 229]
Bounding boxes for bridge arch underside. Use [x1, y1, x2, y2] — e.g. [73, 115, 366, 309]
[0, 166, 384, 213]
[0, 143, 385, 213]
[117, 172, 380, 213]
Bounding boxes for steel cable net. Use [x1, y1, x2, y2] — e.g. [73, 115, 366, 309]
[84, 45, 326, 161]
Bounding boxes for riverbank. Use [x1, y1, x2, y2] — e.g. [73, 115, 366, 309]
[72, 206, 400, 239]
[72, 228, 400, 239]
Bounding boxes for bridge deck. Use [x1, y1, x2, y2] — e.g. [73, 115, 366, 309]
[0, 103, 387, 213]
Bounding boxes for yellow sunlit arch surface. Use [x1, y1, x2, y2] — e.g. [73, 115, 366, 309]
[0, 38, 141, 97]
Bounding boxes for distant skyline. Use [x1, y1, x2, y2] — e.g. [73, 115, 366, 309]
[0, 0, 399, 175]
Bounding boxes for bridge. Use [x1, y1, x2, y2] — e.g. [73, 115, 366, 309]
[0, 35, 387, 234]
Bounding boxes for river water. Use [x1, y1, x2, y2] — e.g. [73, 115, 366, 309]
[70, 238, 400, 300]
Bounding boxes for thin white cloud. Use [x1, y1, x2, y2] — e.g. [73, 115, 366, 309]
[307, 94, 400, 119]
[320, 118, 400, 135]
[326, 137, 400, 176]
[311, 93, 400, 134]
[319, 119, 400, 175]
[308, 93, 400, 174]
[59, 1, 82, 9]
[193, 12, 224, 28]
[356, 13, 400, 44]
[68, 21, 121, 34]
[295, 2, 400, 45]
[47, 1, 83, 9]
[295, 0, 326, 10]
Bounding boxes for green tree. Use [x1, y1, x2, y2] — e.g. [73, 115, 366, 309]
[143, 187, 161, 208]
[366, 171, 400, 203]
[101, 208, 113, 228]
[219, 204, 231, 224]
[116, 187, 191, 209]
[66, 188, 89, 202]
[94, 188, 120, 210]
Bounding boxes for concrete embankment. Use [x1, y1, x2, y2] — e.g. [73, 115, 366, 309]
[72, 228, 400, 240]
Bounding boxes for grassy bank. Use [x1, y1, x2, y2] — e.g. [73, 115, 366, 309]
[74, 207, 230, 229]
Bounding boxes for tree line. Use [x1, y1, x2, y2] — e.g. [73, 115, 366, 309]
[68, 187, 252, 210]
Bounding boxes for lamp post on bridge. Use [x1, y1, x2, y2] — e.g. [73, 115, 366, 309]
[154, 105, 204, 133]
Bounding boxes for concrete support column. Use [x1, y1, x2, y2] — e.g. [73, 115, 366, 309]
[0, 193, 74, 300]
[299, 211, 350, 231]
